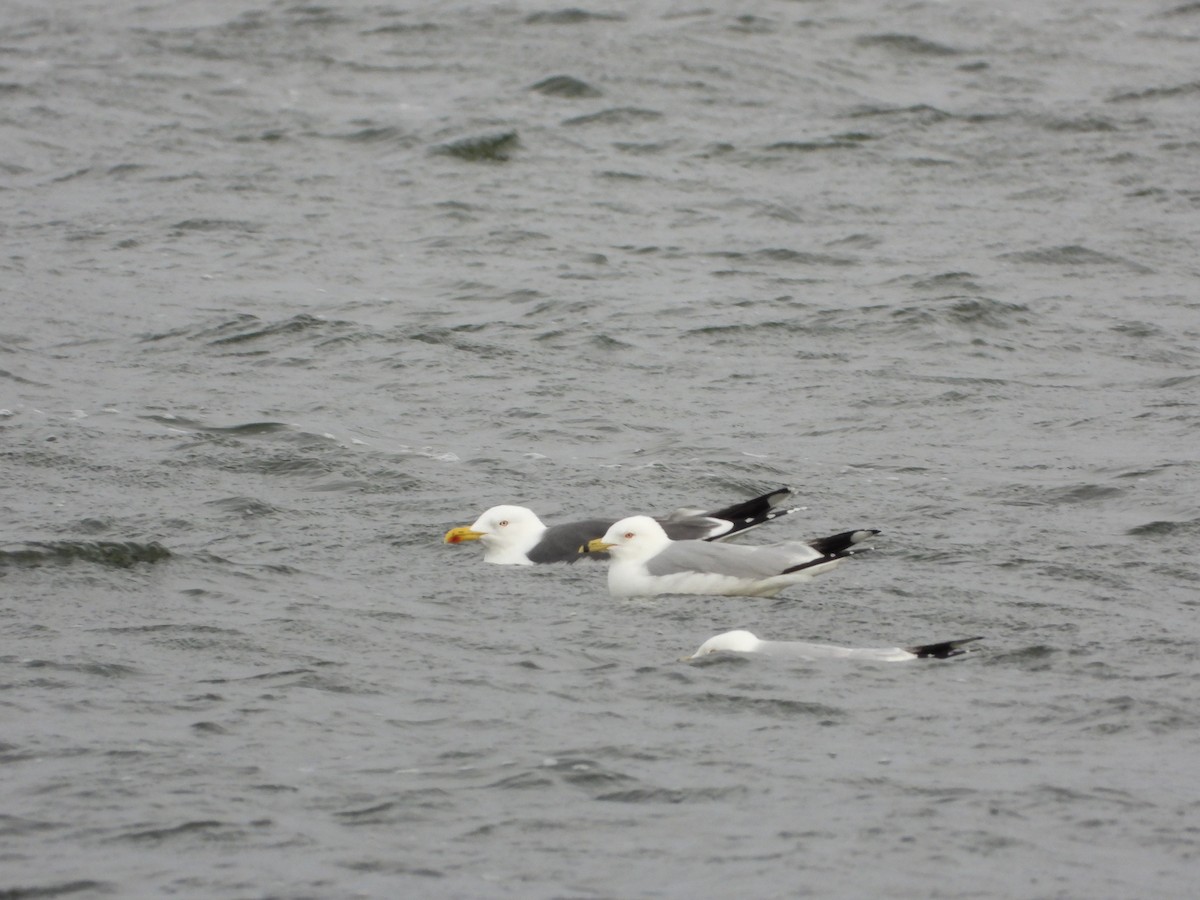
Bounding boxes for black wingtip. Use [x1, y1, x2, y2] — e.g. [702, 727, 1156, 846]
[805, 528, 881, 556]
[778, 547, 849, 575]
[704, 486, 799, 540]
[907, 637, 984, 659]
[777, 533, 879, 576]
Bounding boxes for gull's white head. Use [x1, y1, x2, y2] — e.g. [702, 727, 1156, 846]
[443, 505, 547, 565]
[589, 515, 672, 560]
[687, 630, 762, 659]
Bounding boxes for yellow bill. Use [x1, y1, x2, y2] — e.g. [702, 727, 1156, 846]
[444, 526, 485, 544]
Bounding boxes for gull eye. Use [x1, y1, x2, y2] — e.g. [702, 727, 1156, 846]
[498, 520, 509, 527]
[624, 532, 634, 539]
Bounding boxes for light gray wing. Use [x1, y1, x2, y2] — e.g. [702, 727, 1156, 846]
[528, 519, 615, 563]
[756, 640, 913, 661]
[645, 540, 820, 579]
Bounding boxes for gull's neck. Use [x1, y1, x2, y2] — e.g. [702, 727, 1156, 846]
[481, 522, 546, 565]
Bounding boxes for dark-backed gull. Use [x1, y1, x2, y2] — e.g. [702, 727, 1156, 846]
[444, 486, 797, 565]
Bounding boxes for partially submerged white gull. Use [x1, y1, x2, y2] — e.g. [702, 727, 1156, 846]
[684, 630, 982, 662]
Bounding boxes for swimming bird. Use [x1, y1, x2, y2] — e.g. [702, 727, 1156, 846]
[586, 515, 878, 598]
[682, 630, 982, 661]
[444, 486, 797, 565]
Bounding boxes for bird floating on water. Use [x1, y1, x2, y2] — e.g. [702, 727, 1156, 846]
[683, 630, 981, 662]
[586, 515, 878, 598]
[444, 486, 797, 565]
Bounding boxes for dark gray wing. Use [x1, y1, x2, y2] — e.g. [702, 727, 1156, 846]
[527, 519, 615, 564]
[661, 486, 798, 541]
[659, 515, 732, 542]
[644, 540, 821, 579]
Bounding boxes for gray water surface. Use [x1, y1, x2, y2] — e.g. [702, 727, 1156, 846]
[3, 1, 1199, 897]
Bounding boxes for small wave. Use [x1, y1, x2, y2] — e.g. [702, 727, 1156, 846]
[335, 789, 453, 824]
[907, 271, 984, 292]
[754, 247, 857, 266]
[562, 107, 663, 127]
[978, 482, 1124, 508]
[199, 666, 319, 684]
[1158, 1, 1200, 15]
[528, 74, 601, 97]
[1000, 244, 1113, 264]
[1047, 484, 1126, 504]
[200, 422, 292, 436]
[169, 218, 260, 234]
[847, 103, 954, 123]
[0, 366, 46, 386]
[204, 313, 338, 347]
[729, 14, 776, 34]
[685, 320, 797, 339]
[1153, 373, 1200, 389]
[694, 691, 844, 720]
[249, 783, 300, 793]
[1127, 519, 1200, 538]
[342, 860, 445, 877]
[1108, 81, 1200, 103]
[408, 327, 516, 358]
[0, 812, 59, 836]
[487, 771, 558, 791]
[855, 33, 961, 56]
[205, 496, 281, 516]
[982, 645, 1059, 666]
[0, 541, 170, 568]
[918, 297, 1031, 329]
[325, 125, 413, 145]
[484, 755, 639, 795]
[364, 21, 439, 35]
[481, 753, 753, 805]
[139, 314, 253, 344]
[763, 139, 864, 153]
[335, 801, 401, 821]
[595, 785, 746, 804]
[540, 756, 639, 789]
[1041, 116, 1120, 133]
[0, 881, 112, 898]
[265, 670, 380, 695]
[525, 9, 626, 24]
[144, 313, 371, 358]
[117, 820, 227, 843]
[431, 131, 519, 162]
[20, 659, 141, 677]
[1000, 244, 1152, 272]
[614, 140, 678, 155]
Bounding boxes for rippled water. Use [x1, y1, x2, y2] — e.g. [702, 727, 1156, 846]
[3, 1, 1199, 897]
